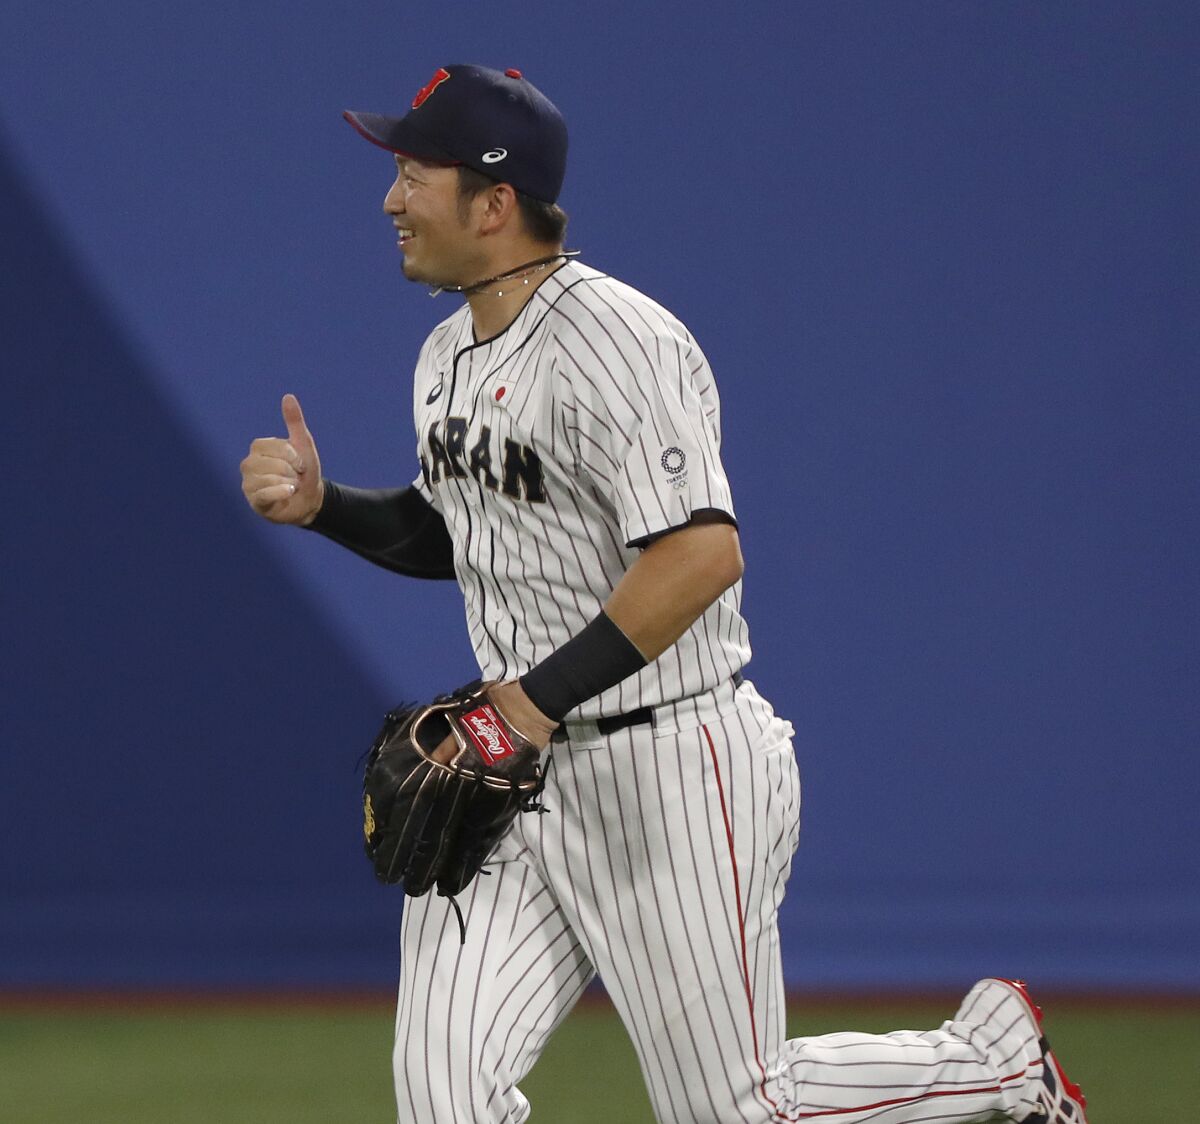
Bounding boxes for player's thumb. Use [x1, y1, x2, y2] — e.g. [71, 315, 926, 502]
[281, 393, 316, 463]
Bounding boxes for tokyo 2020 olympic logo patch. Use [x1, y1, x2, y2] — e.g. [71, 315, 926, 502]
[660, 446, 689, 491]
[661, 447, 686, 475]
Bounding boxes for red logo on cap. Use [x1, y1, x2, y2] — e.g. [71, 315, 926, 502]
[412, 67, 451, 110]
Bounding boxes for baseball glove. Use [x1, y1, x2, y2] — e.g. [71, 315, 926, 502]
[362, 680, 546, 916]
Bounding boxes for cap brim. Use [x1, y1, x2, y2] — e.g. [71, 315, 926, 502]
[342, 111, 461, 164]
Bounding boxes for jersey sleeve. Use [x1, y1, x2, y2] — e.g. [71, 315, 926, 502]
[555, 300, 736, 548]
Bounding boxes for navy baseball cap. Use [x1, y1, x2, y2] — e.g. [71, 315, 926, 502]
[344, 64, 568, 204]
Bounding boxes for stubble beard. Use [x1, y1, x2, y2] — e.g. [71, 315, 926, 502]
[400, 252, 472, 291]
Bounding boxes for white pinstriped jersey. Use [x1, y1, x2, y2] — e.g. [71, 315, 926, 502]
[411, 260, 751, 721]
[391, 270, 1053, 1124]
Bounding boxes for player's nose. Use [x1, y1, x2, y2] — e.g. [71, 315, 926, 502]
[383, 177, 407, 215]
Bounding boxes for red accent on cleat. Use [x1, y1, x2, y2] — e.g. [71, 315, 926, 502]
[990, 978, 1089, 1120]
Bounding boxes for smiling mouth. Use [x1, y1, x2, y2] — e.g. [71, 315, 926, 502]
[395, 227, 415, 247]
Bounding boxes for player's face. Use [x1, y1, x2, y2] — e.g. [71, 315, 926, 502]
[384, 156, 488, 288]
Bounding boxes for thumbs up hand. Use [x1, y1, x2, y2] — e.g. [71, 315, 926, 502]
[240, 394, 325, 525]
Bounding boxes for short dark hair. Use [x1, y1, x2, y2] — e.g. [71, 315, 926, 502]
[457, 166, 568, 245]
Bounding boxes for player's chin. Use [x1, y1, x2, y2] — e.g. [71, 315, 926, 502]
[400, 255, 429, 283]
[400, 254, 436, 285]
[401, 258, 461, 291]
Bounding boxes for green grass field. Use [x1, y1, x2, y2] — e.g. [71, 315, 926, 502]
[0, 997, 1195, 1122]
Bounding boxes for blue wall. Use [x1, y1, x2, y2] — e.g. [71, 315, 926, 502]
[2, 2, 1196, 992]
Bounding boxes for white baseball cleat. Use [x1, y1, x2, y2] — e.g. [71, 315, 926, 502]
[989, 978, 1090, 1123]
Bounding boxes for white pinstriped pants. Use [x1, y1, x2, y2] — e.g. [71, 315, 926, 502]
[392, 682, 1042, 1123]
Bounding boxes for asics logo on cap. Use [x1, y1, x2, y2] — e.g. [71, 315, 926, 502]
[412, 67, 451, 109]
[482, 148, 508, 163]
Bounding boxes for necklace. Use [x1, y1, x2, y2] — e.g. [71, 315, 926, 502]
[429, 250, 580, 297]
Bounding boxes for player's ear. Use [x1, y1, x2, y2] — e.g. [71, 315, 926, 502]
[478, 182, 519, 234]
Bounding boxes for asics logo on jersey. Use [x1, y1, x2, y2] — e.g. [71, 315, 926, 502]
[421, 417, 547, 503]
[481, 148, 508, 163]
[426, 379, 445, 405]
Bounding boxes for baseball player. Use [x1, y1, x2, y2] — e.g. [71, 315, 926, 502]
[240, 64, 1089, 1124]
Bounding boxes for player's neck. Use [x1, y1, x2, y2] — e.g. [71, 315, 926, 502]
[465, 245, 566, 341]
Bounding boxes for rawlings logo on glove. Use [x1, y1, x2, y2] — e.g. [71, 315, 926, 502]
[460, 704, 518, 764]
[361, 681, 546, 935]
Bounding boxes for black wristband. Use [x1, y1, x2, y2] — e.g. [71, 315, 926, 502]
[519, 611, 648, 723]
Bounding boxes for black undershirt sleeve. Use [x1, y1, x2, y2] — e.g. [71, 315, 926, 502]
[303, 479, 456, 580]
